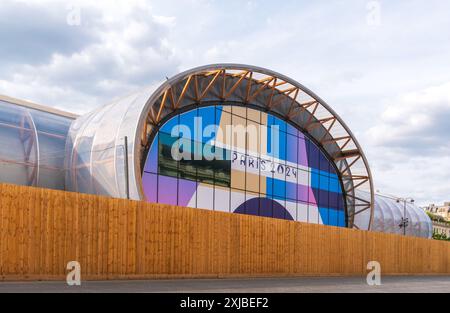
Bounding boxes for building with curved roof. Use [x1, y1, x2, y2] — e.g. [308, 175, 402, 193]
[0, 64, 432, 238]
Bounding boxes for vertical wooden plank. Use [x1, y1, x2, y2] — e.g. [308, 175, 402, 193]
[107, 197, 114, 277]
[55, 189, 64, 278]
[0, 185, 10, 275]
[90, 194, 96, 278]
[0, 185, 3, 275]
[135, 201, 141, 276]
[63, 190, 72, 277]
[9, 185, 19, 275]
[101, 196, 109, 277]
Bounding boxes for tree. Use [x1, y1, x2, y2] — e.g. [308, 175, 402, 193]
[432, 232, 450, 241]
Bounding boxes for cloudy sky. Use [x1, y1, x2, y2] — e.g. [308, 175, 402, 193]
[0, 0, 449, 205]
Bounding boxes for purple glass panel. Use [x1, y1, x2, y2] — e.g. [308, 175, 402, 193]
[286, 134, 298, 164]
[297, 137, 308, 167]
[157, 175, 178, 205]
[142, 173, 157, 203]
[144, 138, 159, 173]
[178, 179, 198, 207]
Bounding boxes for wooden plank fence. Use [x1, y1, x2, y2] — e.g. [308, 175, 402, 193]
[0, 184, 449, 281]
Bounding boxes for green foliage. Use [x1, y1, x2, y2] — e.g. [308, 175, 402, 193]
[427, 212, 450, 225]
[432, 232, 450, 241]
[427, 212, 450, 241]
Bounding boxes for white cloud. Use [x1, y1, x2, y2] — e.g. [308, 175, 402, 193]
[152, 15, 176, 28]
[367, 82, 450, 155]
[370, 152, 450, 206]
[364, 82, 450, 205]
[0, 0, 181, 112]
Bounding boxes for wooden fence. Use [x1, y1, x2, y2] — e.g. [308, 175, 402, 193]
[0, 183, 449, 281]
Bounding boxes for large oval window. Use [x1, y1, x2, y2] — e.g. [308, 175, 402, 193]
[142, 105, 346, 227]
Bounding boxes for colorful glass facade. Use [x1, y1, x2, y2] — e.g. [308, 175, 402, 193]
[142, 105, 346, 227]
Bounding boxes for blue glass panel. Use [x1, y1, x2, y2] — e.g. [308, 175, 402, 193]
[329, 191, 339, 209]
[144, 135, 159, 173]
[319, 152, 330, 173]
[318, 186, 329, 209]
[160, 114, 179, 134]
[215, 107, 223, 126]
[319, 207, 345, 227]
[327, 208, 340, 227]
[273, 178, 286, 199]
[198, 106, 216, 143]
[179, 109, 197, 140]
[266, 176, 274, 197]
[330, 172, 339, 181]
[286, 133, 298, 164]
[319, 174, 330, 191]
[286, 181, 297, 200]
[310, 169, 320, 189]
[329, 164, 337, 175]
[267, 115, 287, 133]
[308, 141, 320, 170]
[329, 178, 341, 194]
[267, 123, 286, 160]
[319, 207, 329, 225]
[287, 123, 297, 136]
[337, 210, 346, 227]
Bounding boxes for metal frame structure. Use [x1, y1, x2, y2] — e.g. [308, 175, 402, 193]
[19, 110, 39, 186]
[135, 64, 375, 230]
[0, 94, 79, 119]
[358, 191, 432, 238]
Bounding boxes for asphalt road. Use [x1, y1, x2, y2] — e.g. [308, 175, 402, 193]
[0, 276, 449, 293]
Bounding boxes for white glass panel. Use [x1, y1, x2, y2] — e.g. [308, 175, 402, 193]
[196, 184, 214, 211]
[297, 202, 308, 223]
[214, 186, 230, 213]
[309, 204, 320, 224]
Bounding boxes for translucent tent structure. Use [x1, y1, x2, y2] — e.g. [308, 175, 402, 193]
[0, 95, 76, 190]
[0, 64, 433, 238]
[358, 191, 432, 238]
[65, 90, 155, 199]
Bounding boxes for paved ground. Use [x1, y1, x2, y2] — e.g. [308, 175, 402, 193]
[0, 276, 449, 293]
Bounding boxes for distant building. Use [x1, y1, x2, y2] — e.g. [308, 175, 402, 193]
[425, 203, 450, 221]
[432, 221, 450, 238]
